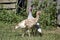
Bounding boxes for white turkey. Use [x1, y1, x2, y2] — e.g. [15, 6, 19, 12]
[27, 7, 42, 34]
[15, 11, 41, 37]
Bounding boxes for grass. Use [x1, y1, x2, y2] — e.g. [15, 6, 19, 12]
[0, 21, 60, 40]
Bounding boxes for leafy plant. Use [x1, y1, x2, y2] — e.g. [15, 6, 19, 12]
[32, 0, 57, 29]
[0, 10, 27, 23]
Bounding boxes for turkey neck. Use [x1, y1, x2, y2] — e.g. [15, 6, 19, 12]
[35, 13, 40, 22]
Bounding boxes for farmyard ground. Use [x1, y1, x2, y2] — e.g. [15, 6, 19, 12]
[0, 21, 60, 40]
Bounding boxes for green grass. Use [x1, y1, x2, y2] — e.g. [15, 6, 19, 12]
[0, 21, 60, 40]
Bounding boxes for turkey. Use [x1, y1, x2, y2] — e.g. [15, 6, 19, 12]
[27, 6, 42, 34]
[15, 11, 41, 37]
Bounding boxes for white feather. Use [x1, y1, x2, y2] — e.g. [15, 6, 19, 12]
[15, 20, 26, 29]
[38, 28, 42, 33]
[18, 20, 26, 28]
